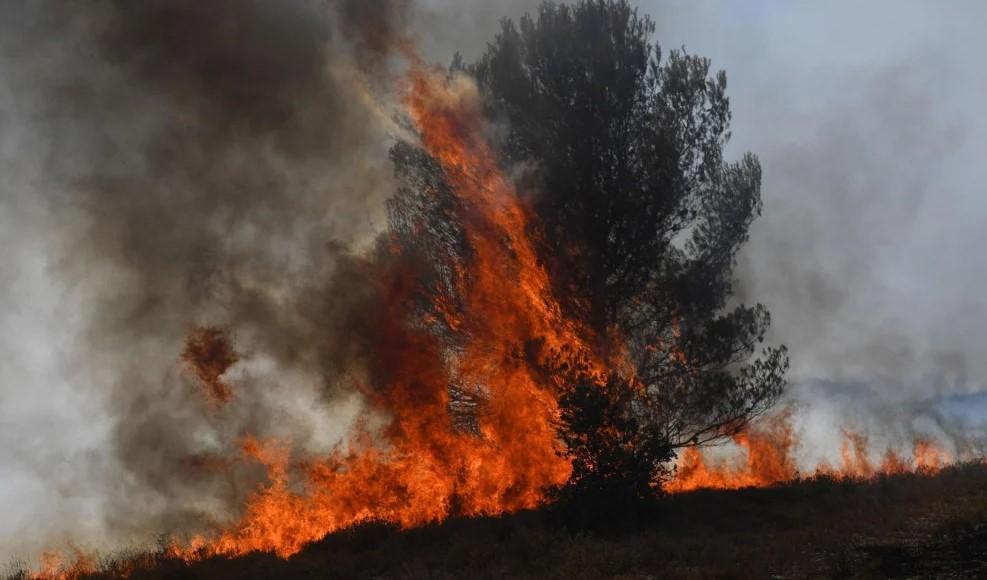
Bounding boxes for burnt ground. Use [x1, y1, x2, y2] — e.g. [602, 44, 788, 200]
[10, 463, 987, 579]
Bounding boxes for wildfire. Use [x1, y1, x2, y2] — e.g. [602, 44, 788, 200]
[31, 552, 95, 580]
[160, 56, 964, 561]
[666, 411, 957, 493]
[665, 411, 798, 493]
[24, 29, 970, 580]
[156, 56, 609, 561]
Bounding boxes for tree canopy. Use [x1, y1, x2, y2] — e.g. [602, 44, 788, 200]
[388, 0, 788, 504]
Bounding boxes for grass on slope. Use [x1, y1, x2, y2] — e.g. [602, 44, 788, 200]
[10, 462, 987, 579]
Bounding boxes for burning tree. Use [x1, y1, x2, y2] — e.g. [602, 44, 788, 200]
[140, 1, 787, 558]
[11, 0, 804, 571]
[390, 0, 787, 507]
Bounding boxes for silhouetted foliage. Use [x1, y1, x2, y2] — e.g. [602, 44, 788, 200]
[388, 0, 788, 506]
[553, 365, 675, 523]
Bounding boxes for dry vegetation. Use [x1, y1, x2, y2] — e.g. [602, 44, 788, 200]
[11, 462, 987, 580]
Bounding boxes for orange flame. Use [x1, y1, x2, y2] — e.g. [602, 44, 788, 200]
[161, 58, 606, 561]
[30, 550, 96, 580]
[914, 438, 951, 472]
[26, 44, 971, 580]
[665, 411, 798, 493]
[667, 412, 958, 493]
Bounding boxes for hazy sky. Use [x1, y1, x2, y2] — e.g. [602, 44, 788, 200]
[645, 2, 987, 394]
[2, 0, 987, 563]
[415, 0, 987, 393]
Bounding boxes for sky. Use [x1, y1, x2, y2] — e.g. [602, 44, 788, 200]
[645, 2, 987, 394]
[422, 0, 987, 393]
[637, 0, 987, 465]
[413, 0, 987, 404]
[2, 0, 987, 563]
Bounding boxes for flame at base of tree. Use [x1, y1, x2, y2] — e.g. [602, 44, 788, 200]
[161, 59, 609, 561]
[30, 410, 967, 580]
[29, 49, 615, 580]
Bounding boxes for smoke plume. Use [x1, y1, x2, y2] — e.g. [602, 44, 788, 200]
[0, 0, 427, 561]
[642, 0, 987, 463]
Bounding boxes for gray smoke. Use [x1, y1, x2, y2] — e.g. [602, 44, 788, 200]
[0, 0, 553, 563]
[413, 0, 541, 61]
[0, 0, 422, 562]
[641, 0, 987, 458]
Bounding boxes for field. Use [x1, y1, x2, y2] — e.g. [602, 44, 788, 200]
[13, 462, 987, 580]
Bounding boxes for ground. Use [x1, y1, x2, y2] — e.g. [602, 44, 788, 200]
[12, 463, 987, 579]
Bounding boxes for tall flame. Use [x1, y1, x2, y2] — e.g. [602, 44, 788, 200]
[24, 46, 971, 580]
[163, 59, 606, 560]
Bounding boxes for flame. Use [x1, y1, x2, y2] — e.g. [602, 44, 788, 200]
[30, 551, 96, 580]
[160, 59, 607, 560]
[31, 56, 605, 576]
[914, 438, 951, 472]
[665, 411, 798, 493]
[26, 41, 973, 580]
[667, 412, 959, 493]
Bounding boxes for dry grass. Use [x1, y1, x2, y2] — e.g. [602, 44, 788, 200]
[11, 463, 987, 579]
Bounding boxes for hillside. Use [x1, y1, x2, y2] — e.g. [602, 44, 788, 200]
[17, 463, 987, 580]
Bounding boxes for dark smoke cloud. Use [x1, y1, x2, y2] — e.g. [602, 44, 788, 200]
[0, 0, 414, 560]
[412, 0, 541, 62]
[65, 0, 404, 536]
[338, 0, 412, 65]
[0, 0, 553, 561]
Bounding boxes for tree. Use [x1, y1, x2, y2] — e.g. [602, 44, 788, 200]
[389, 0, 788, 506]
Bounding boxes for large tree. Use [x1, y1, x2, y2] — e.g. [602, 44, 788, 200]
[389, 0, 787, 504]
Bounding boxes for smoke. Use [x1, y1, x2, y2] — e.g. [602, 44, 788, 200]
[641, 0, 987, 458]
[0, 0, 426, 561]
[0, 0, 553, 562]
[412, 0, 541, 62]
[740, 67, 965, 391]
